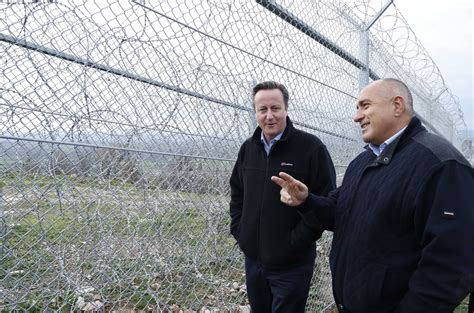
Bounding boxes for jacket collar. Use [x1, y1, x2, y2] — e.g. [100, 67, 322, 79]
[251, 116, 294, 144]
[365, 116, 425, 166]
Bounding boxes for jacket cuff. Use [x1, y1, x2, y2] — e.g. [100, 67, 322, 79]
[295, 197, 312, 214]
[297, 193, 333, 220]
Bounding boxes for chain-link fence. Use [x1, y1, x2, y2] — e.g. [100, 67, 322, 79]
[0, 0, 467, 312]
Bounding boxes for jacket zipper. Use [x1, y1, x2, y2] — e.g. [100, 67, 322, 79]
[258, 144, 274, 263]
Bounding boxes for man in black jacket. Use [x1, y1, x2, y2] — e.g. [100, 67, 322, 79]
[229, 81, 336, 312]
[272, 78, 474, 312]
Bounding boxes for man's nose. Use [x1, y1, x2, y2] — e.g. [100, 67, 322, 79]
[353, 110, 363, 123]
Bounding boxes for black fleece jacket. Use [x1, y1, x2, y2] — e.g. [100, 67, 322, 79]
[229, 117, 336, 269]
[301, 117, 474, 312]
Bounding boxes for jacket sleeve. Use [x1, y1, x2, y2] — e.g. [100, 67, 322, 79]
[229, 145, 245, 241]
[298, 188, 339, 232]
[290, 145, 337, 247]
[397, 160, 474, 312]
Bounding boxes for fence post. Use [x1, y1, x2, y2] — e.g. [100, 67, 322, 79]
[358, 30, 370, 90]
[247, 77, 258, 132]
[0, 183, 5, 278]
[359, 0, 394, 90]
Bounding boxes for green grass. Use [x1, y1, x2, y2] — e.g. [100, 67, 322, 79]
[0, 170, 243, 311]
[455, 296, 470, 312]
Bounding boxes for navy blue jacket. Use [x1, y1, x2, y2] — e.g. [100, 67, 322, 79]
[302, 117, 474, 312]
[229, 117, 336, 269]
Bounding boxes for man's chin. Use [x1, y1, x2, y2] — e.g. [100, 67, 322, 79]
[264, 129, 276, 136]
[262, 130, 273, 137]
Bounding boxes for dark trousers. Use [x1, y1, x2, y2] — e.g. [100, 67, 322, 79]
[245, 256, 314, 313]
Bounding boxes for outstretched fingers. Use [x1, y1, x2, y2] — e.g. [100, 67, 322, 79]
[271, 172, 308, 206]
[271, 172, 295, 188]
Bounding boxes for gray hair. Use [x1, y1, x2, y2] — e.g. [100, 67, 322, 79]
[382, 78, 414, 115]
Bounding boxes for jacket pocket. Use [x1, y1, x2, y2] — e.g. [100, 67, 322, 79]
[380, 266, 411, 302]
[290, 221, 322, 250]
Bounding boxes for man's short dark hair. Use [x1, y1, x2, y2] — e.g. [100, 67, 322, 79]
[252, 81, 289, 108]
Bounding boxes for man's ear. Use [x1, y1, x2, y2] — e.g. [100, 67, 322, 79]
[392, 95, 405, 117]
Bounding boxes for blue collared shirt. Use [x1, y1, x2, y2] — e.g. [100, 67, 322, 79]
[368, 126, 407, 156]
[261, 130, 284, 155]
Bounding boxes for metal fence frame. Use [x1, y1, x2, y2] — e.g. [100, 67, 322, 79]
[0, 0, 467, 311]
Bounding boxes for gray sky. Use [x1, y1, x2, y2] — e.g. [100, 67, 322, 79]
[394, 0, 473, 131]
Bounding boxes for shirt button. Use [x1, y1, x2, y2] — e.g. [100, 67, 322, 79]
[338, 303, 344, 310]
[383, 157, 389, 162]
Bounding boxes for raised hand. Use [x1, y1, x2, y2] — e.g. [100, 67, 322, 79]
[271, 172, 309, 206]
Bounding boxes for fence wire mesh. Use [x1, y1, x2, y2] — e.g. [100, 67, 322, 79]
[0, 0, 467, 312]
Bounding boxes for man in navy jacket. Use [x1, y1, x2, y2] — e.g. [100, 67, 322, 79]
[272, 78, 474, 312]
[230, 81, 336, 312]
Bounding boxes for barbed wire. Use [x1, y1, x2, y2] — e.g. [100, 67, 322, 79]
[0, 0, 467, 311]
